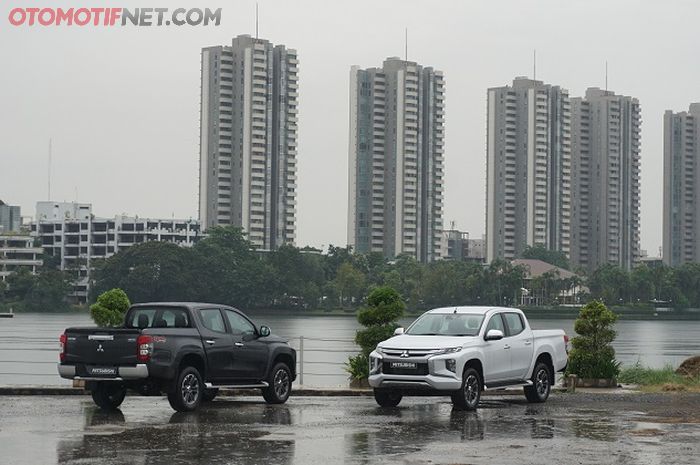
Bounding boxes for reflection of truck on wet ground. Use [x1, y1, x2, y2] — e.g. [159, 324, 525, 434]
[58, 302, 296, 412]
[369, 306, 568, 410]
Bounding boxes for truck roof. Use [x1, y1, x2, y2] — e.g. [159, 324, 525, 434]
[426, 306, 522, 315]
[130, 302, 234, 309]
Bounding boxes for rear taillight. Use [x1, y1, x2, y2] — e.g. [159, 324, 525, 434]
[137, 335, 153, 363]
[564, 334, 570, 353]
[59, 333, 67, 362]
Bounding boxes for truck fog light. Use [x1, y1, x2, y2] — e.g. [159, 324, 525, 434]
[446, 359, 456, 373]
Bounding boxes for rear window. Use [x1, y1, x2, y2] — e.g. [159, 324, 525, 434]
[126, 307, 190, 329]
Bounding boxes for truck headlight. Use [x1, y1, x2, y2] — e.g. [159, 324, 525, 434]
[434, 347, 463, 356]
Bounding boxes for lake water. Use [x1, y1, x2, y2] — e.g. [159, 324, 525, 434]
[1, 313, 699, 387]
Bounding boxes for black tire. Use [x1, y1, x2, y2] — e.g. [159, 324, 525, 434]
[202, 387, 219, 402]
[524, 362, 552, 403]
[373, 389, 402, 407]
[168, 366, 203, 412]
[262, 363, 292, 404]
[451, 367, 482, 411]
[91, 383, 126, 411]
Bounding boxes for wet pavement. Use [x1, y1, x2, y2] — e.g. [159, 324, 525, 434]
[1, 392, 699, 464]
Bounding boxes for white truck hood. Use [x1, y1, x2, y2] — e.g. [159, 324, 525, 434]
[378, 334, 480, 350]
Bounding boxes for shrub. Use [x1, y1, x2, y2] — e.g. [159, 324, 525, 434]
[566, 300, 620, 379]
[346, 287, 405, 380]
[90, 288, 130, 327]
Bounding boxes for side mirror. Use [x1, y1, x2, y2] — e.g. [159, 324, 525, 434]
[259, 325, 271, 337]
[393, 327, 405, 336]
[485, 329, 504, 341]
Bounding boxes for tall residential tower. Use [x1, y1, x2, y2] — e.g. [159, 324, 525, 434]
[570, 88, 641, 271]
[348, 57, 445, 262]
[485, 77, 572, 263]
[199, 35, 298, 249]
[663, 104, 700, 267]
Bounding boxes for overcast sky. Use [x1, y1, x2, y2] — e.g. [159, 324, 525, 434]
[1, 0, 698, 256]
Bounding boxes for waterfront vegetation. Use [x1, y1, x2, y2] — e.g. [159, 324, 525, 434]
[5, 226, 700, 314]
[619, 363, 700, 392]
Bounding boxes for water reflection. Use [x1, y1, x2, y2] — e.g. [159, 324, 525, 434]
[56, 401, 295, 465]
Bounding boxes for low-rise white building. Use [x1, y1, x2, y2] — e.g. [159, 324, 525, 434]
[31, 202, 201, 303]
[0, 235, 43, 282]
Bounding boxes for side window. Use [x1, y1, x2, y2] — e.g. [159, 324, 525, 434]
[224, 310, 256, 336]
[485, 314, 505, 334]
[162, 309, 190, 328]
[504, 313, 525, 336]
[200, 309, 226, 333]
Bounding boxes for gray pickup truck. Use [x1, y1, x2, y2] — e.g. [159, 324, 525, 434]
[58, 302, 296, 412]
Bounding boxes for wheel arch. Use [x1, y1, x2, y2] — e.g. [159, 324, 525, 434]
[268, 348, 296, 380]
[178, 352, 206, 380]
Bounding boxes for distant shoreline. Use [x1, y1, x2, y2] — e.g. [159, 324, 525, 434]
[5, 306, 700, 321]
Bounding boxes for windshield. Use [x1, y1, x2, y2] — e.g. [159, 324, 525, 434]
[406, 313, 484, 336]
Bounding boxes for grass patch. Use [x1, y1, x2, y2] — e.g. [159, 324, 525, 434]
[619, 363, 700, 392]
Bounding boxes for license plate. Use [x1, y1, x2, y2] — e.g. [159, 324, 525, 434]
[87, 366, 117, 377]
[390, 362, 417, 370]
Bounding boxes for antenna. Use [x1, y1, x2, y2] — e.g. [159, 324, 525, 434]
[404, 27, 408, 62]
[48, 138, 52, 201]
[605, 60, 608, 92]
[255, 2, 259, 39]
[533, 49, 537, 80]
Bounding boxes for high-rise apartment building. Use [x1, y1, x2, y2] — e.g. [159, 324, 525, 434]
[663, 104, 700, 267]
[0, 200, 21, 233]
[485, 77, 572, 263]
[570, 88, 641, 271]
[348, 57, 445, 262]
[199, 34, 298, 250]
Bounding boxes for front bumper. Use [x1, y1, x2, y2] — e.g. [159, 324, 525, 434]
[367, 351, 463, 391]
[57, 363, 149, 381]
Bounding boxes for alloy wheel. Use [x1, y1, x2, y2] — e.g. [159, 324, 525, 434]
[274, 369, 290, 398]
[464, 374, 479, 406]
[536, 368, 549, 396]
[181, 373, 200, 406]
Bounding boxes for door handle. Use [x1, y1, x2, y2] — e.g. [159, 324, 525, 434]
[234, 342, 244, 347]
[524, 340, 532, 346]
[504, 344, 511, 349]
[205, 340, 216, 345]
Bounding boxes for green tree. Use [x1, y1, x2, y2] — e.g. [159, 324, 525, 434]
[587, 264, 630, 305]
[92, 241, 198, 303]
[5, 268, 36, 301]
[23, 270, 72, 312]
[268, 245, 325, 308]
[630, 265, 654, 303]
[566, 300, 620, 379]
[520, 244, 570, 269]
[335, 262, 367, 307]
[421, 260, 471, 308]
[90, 288, 131, 327]
[192, 226, 273, 307]
[346, 287, 405, 380]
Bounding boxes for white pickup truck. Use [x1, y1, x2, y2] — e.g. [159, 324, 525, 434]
[368, 306, 568, 410]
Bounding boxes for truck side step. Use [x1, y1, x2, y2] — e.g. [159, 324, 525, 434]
[205, 382, 269, 389]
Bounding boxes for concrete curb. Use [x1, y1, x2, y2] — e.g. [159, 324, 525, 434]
[0, 385, 569, 397]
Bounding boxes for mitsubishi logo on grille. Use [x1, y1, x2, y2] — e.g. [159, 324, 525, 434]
[96, 344, 104, 352]
[400, 350, 409, 358]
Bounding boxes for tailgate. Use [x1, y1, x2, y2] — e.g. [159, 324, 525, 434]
[64, 327, 141, 365]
